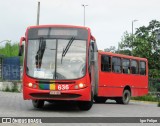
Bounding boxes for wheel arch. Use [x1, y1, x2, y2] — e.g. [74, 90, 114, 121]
[123, 85, 132, 96]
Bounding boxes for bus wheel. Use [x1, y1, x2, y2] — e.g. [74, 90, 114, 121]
[116, 90, 131, 104]
[94, 97, 107, 103]
[78, 92, 93, 111]
[32, 100, 44, 108]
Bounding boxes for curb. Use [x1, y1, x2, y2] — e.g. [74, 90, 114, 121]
[130, 100, 158, 104]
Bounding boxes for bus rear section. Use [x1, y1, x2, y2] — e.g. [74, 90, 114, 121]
[19, 25, 97, 110]
[94, 51, 148, 104]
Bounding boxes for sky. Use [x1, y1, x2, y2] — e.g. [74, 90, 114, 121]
[0, 0, 160, 50]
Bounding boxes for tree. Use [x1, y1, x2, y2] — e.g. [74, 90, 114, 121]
[0, 42, 23, 65]
[104, 46, 116, 53]
[0, 42, 19, 57]
[119, 20, 160, 78]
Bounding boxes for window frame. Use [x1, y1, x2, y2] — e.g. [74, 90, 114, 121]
[122, 58, 130, 74]
[112, 56, 122, 73]
[131, 60, 139, 74]
[139, 61, 146, 75]
[101, 55, 111, 72]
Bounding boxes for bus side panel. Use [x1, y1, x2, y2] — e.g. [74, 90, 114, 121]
[97, 52, 148, 98]
[130, 75, 148, 96]
[131, 75, 148, 97]
[132, 88, 148, 97]
[98, 72, 148, 97]
[98, 72, 124, 97]
[98, 87, 123, 97]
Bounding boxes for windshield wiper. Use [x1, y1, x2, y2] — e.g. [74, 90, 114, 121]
[61, 37, 75, 63]
[35, 37, 46, 68]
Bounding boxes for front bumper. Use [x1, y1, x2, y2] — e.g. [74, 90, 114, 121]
[23, 86, 91, 101]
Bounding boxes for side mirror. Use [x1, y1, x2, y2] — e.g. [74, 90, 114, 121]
[90, 42, 97, 62]
[18, 45, 24, 56]
[18, 37, 25, 56]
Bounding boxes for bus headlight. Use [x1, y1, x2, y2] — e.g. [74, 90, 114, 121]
[74, 83, 86, 89]
[28, 83, 33, 87]
[79, 83, 85, 88]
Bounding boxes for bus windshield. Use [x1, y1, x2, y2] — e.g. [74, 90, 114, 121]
[27, 38, 86, 80]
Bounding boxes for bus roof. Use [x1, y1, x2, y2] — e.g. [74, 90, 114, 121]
[26, 24, 90, 31]
[98, 50, 147, 61]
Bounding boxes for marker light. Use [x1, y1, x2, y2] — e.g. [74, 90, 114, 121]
[74, 85, 79, 89]
[28, 83, 33, 87]
[33, 84, 37, 88]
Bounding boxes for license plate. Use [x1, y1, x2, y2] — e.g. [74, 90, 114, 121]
[50, 91, 61, 95]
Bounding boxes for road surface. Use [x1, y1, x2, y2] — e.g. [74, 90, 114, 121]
[0, 91, 159, 126]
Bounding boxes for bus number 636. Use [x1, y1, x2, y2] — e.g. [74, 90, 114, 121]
[58, 85, 69, 90]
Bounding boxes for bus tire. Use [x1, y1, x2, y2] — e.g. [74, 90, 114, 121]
[32, 100, 44, 108]
[94, 96, 107, 103]
[116, 90, 131, 104]
[78, 92, 93, 111]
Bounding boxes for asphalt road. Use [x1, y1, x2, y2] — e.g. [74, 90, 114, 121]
[0, 91, 160, 126]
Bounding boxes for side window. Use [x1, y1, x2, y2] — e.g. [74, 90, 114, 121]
[122, 59, 130, 74]
[140, 61, 146, 75]
[112, 57, 121, 73]
[131, 60, 138, 74]
[101, 55, 111, 72]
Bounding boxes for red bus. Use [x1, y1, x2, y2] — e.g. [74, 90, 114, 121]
[19, 25, 148, 110]
[19, 25, 97, 110]
[94, 51, 148, 104]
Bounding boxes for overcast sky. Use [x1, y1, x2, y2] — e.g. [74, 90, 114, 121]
[0, 0, 160, 50]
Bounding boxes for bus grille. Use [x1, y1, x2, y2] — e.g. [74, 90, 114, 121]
[30, 93, 81, 99]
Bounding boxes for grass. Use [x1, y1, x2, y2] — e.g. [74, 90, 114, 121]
[131, 94, 159, 102]
[11, 83, 19, 92]
[3, 85, 11, 92]
[2, 83, 20, 93]
[132, 94, 160, 107]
